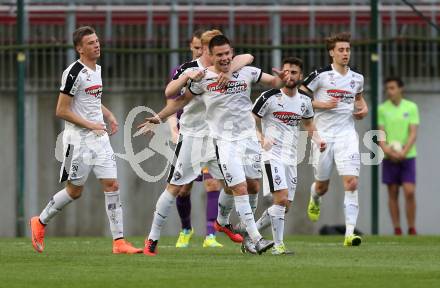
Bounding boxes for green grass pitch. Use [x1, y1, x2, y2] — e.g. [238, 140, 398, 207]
[1, 235, 439, 288]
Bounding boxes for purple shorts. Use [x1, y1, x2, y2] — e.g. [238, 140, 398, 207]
[382, 158, 416, 185]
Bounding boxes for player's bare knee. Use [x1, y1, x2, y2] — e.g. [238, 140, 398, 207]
[178, 188, 191, 197]
[246, 180, 260, 195]
[224, 186, 234, 195]
[275, 197, 288, 207]
[231, 183, 248, 196]
[166, 183, 181, 196]
[101, 180, 119, 192]
[66, 183, 83, 199]
[404, 188, 415, 200]
[344, 177, 358, 191]
[315, 181, 329, 194]
[111, 181, 119, 191]
[204, 179, 221, 192]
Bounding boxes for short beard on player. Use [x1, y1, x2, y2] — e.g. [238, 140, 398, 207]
[285, 80, 299, 89]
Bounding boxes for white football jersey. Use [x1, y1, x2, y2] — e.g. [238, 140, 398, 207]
[171, 58, 209, 137]
[252, 88, 314, 164]
[59, 60, 104, 135]
[303, 64, 364, 140]
[189, 66, 262, 141]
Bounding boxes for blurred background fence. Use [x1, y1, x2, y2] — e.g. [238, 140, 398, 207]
[1, 0, 439, 238]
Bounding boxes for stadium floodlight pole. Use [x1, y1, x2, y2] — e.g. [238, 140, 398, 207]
[16, 0, 26, 237]
[370, 0, 379, 235]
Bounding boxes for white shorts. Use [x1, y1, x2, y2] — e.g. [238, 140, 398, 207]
[59, 132, 117, 186]
[311, 132, 360, 181]
[262, 159, 297, 202]
[167, 134, 223, 185]
[214, 137, 262, 187]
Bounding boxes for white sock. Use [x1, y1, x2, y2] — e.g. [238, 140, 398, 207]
[39, 188, 74, 224]
[234, 195, 262, 243]
[344, 190, 359, 236]
[256, 209, 271, 231]
[311, 182, 321, 204]
[249, 193, 258, 214]
[148, 189, 176, 241]
[217, 189, 234, 226]
[268, 204, 286, 246]
[104, 190, 124, 240]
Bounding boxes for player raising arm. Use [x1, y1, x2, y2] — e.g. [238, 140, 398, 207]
[241, 57, 325, 255]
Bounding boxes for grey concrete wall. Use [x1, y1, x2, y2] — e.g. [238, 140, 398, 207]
[0, 94, 17, 237]
[0, 90, 438, 237]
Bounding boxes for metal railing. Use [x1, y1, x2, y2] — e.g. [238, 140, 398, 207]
[0, 1, 439, 92]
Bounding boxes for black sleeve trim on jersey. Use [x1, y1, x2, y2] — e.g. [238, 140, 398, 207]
[298, 89, 313, 101]
[172, 60, 199, 80]
[302, 65, 332, 91]
[298, 88, 313, 100]
[302, 116, 314, 120]
[256, 69, 263, 83]
[349, 66, 361, 74]
[251, 88, 280, 117]
[60, 61, 84, 97]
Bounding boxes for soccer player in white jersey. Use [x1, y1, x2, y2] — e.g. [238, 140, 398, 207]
[240, 57, 326, 255]
[140, 35, 289, 254]
[302, 32, 368, 246]
[140, 31, 254, 256]
[167, 30, 226, 249]
[29, 26, 142, 254]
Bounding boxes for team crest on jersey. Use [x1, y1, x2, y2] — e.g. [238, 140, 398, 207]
[301, 103, 306, 113]
[274, 175, 282, 185]
[81, 68, 92, 81]
[225, 172, 233, 183]
[85, 85, 103, 99]
[328, 72, 336, 85]
[350, 80, 355, 89]
[174, 171, 182, 181]
[273, 111, 302, 126]
[232, 71, 239, 79]
[207, 80, 247, 94]
[327, 89, 354, 104]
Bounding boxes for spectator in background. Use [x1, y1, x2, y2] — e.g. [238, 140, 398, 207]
[378, 76, 419, 235]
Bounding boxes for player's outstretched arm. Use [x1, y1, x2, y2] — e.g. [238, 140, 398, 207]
[353, 92, 369, 120]
[101, 104, 119, 135]
[302, 118, 326, 152]
[159, 90, 193, 121]
[56, 92, 106, 132]
[258, 68, 288, 88]
[166, 98, 180, 144]
[165, 69, 206, 98]
[137, 90, 194, 134]
[230, 54, 254, 72]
